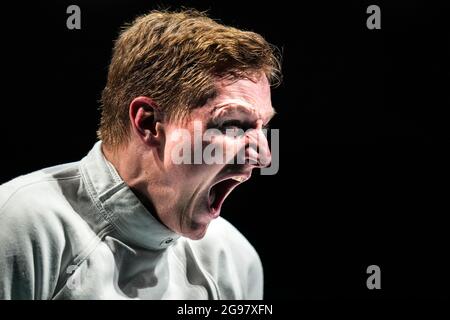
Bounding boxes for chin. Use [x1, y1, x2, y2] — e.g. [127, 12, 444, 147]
[183, 220, 210, 240]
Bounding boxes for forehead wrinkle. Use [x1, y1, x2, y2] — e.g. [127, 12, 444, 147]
[211, 103, 256, 119]
[211, 102, 276, 124]
[209, 75, 274, 121]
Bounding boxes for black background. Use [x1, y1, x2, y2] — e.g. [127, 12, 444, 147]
[1, 0, 448, 299]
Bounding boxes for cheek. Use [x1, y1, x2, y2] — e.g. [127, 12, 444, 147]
[220, 136, 247, 163]
[202, 134, 248, 165]
[163, 130, 194, 167]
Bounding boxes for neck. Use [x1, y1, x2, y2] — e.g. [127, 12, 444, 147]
[102, 142, 139, 185]
[101, 141, 172, 226]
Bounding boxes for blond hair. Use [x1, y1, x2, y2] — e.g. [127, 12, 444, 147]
[98, 9, 281, 147]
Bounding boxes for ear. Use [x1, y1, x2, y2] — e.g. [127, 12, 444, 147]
[129, 96, 164, 147]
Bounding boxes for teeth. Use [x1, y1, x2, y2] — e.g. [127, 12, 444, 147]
[231, 176, 246, 183]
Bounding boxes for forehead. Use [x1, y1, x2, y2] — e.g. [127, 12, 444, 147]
[190, 74, 274, 122]
[211, 75, 273, 118]
[215, 74, 271, 104]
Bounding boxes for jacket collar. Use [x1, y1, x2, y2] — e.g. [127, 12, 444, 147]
[80, 141, 180, 250]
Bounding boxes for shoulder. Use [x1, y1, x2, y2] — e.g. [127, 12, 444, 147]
[0, 161, 93, 255]
[0, 162, 81, 219]
[0, 162, 91, 299]
[0, 161, 85, 247]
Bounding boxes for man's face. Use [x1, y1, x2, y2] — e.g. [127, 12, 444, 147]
[157, 74, 275, 239]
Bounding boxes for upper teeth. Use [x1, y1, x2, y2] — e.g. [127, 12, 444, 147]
[231, 176, 246, 182]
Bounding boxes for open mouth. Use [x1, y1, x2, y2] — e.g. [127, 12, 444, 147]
[208, 176, 248, 217]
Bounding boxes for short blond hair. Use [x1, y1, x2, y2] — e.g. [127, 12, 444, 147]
[98, 9, 281, 147]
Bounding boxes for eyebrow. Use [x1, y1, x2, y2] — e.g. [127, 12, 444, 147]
[211, 103, 277, 124]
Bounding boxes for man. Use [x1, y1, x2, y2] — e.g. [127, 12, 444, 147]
[0, 9, 280, 299]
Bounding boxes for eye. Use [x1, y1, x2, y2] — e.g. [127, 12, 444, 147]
[220, 120, 243, 128]
[219, 120, 247, 131]
[214, 120, 248, 137]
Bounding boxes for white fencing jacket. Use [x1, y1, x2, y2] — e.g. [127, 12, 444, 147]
[0, 141, 263, 300]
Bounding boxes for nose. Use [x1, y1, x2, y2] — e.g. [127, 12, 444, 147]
[244, 121, 272, 168]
